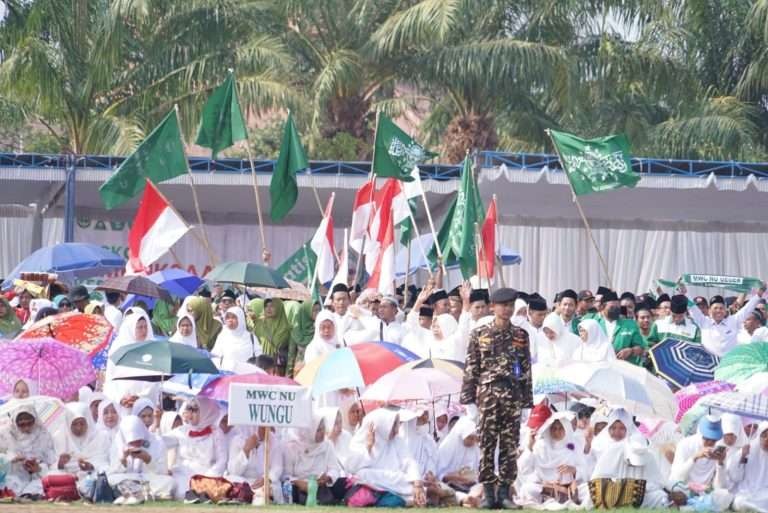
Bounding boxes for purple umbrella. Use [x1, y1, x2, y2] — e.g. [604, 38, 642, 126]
[0, 338, 96, 400]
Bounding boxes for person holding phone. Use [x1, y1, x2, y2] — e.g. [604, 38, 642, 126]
[3, 404, 56, 501]
[670, 415, 728, 494]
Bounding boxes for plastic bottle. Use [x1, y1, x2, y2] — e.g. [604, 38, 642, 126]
[306, 476, 318, 507]
[282, 480, 293, 505]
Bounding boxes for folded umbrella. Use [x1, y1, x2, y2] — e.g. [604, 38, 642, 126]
[207, 261, 289, 288]
[715, 342, 768, 384]
[0, 338, 96, 400]
[296, 342, 419, 396]
[650, 338, 719, 389]
[675, 380, 735, 423]
[16, 312, 113, 357]
[362, 366, 461, 402]
[97, 275, 172, 301]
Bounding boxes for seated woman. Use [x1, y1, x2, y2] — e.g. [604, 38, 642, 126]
[226, 426, 283, 503]
[345, 408, 426, 506]
[6, 378, 37, 402]
[670, 415, 728, 499]
[437, 417, 480, 494]
[283, 411, 346, 505]
[3, 404, 56, 500]
[51, 403, 110, 486]
[108, 415, 175, 504]
[96, 399, 121, 437]
[731, 421, 768, 512]
[518, 412, 586, 507]
[719, 413, 750, 490]
[319, 407, 353, 472]
[166, 399, 228, 501]
[589, 408, 637, 463]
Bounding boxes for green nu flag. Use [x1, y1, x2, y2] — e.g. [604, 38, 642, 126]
[270, 113, 308, 221]
[373, 114, 436, 182]
[99, 109, 188, 209]
[398, 198, 418, 246]
[550, 129, 640, 196]
[657, 274, 764, 294]
[195, 72, 248, 159]
[277, 240, 317, 286]
[429, 156, 484, 278]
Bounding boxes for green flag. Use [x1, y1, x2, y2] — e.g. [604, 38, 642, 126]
[277, 239, 317, 285]
[99, 109, 188, 210]
[549, 129, 640, 196]
[195, 72, 248, 159]
[373, 114, 436, 181]
[429, 156, 484, 278]
[398, 199, 418, 246]
[270, 113, 308, 221]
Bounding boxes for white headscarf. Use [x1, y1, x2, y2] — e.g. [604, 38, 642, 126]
[108, 307, 155, 357]
[61, 402, 97, 452]
[211, 307, 261, 362]
[180, 398, 221, 431]
[591, 408, 637, 455]
[178, 295, 195, 319]
[283, 410, 337, 477]
[428, 314, 462, 360]
[535, 312, 581, 366]
[96, 399, 121, 435]
[6, 403, 57, 468]
[169, 314, 198, 347]
[400, 408, 438, 477]
[735, 422, 768, 494]
[159, 411, 180, 436]
[532, 412, 582, 480]
[6, 377, 38, 401]
[574, 319, 617, 362]
[437, 416, 479, 479]
[303, 310, 339, 363]
[131, 397, 155, 425]
[721, 413, 749, 449]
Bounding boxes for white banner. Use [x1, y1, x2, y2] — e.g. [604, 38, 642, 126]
[227, 383, 311, 428]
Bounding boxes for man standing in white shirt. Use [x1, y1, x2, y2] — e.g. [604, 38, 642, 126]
[330, 283, 364, 345]
[684, 284, 766, 357]
[103, 291, 124, 330]
[375, 296, 405, 344]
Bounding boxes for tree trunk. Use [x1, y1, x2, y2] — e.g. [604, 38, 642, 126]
[443, 112, 498, 163]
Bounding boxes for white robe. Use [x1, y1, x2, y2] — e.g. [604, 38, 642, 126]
[571, 319, 617, 363]
[52, 403, 111, 477]
[2, 404, 57, 497]
[226, 428, 283, 501]
[436, 417, 480, 480]
[303, 311, 340, 363]
[731, 422, 768, 512]
[670, 434, 727, 489]
[282, 413, 341, 481]
[210, 307, 262, 363]
[531, 313, 580, 368]
[169, 314, 198, 347]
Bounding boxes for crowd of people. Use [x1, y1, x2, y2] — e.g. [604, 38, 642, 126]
[0, 273, 767, 510]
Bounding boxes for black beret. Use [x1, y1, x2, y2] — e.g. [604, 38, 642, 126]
[710, 295, 725, 305]
[602, 290, 619, 302]
[428, 289, 449, 304]
[490, 288, 518, 305]
[331, 283, 349, 295]
[469, 289, 489, 304]
[419, 306, 434, 318]
[620, 292, 636, 302]
[527, 293, 547, 311]
[657, 293, 671, 304]
[670, 294, 688, 314]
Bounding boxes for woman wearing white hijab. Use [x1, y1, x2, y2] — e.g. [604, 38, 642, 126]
[588, 433, 673, 508]
[211, 306, 262, 364]
[167, 398, 228, 499]
[226, 425, 283, 502]
[425, 314, 464, 361]
[2, 403, 57, 498]
[52, 403, 110, 480]
[96, 399, 121, 437]
[346, 408, 426, 505]
[303, 310, 340, 363]
[532, 313, 580, 368]
[108, 415, 175, 502]
[589, 408, 637, 463]
[518, 411, 586, 507]
[104, 308, 158, 406]
[437, 417, 480, 494]
[283, 410, 344, 504]
[169, 314, 198, 348]
[573, 319, 617, 362]
[401, 409, 439, 479]
[2, 377, 38, 404]
[718, 413, 751, 490]
[642, 419, 682, 483]
[731, 421, 768, 512]
[320, 407, 353, 473]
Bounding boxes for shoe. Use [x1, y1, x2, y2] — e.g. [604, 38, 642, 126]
[199, 492, 213, 505]
[481, 483, 496, 509]
[113, 496, 127, 505]
[124, 496, 143, 505]
[496, 483, 521, 510]
[183, 491, 200, 505]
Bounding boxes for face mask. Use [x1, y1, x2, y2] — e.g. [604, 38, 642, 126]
[606, 306, 621, 321]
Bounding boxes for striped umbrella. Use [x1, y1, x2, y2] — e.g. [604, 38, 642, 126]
[674, 380, 735, 423]
[650, 338, 719, 388]
[700, 391, 768, 421]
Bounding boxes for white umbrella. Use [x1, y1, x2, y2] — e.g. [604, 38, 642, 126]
[362, 366, 461, 402]
[558, 361, 677, 420]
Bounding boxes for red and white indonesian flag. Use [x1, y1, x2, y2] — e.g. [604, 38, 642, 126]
[350, 181, 375, 254]
[127, 180, 190, 273]
[366, 213, 395, 295]
[310, 194, 336, 285]
[365, 178, 410, 273]
[478, 196, 497, 282]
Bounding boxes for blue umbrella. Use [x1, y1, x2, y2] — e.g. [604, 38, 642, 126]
[1, 243, 125, 287]
[650, 338, 719, 388]
[122, 268, 204, 308]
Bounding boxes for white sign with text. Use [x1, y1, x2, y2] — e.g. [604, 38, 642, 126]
[228, 383, 311, 428]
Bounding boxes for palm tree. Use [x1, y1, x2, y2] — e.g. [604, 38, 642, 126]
[0, 0, 293, 154]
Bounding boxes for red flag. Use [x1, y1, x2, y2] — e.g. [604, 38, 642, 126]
[478, 196, 496, 280]
[364, 178, 410, 273]
[350, 180, 375, 254]
[127, 180, 190, 273]
[366, 214, 395, 295]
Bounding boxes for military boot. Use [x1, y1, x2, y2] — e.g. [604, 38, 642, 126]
[481, 483, 496, 509]
[496, 483, 521, 510]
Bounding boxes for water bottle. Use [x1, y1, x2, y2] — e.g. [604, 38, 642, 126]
[306, 476, 318, 507]
[282, 480, 293, 505]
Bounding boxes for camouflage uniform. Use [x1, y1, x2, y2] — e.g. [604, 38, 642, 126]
[461, 321, 533, 485]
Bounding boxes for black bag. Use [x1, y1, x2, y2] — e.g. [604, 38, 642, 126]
[90, 472, 116, 503]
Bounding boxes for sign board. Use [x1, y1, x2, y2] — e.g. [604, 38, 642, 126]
[227, 383, 311, 428]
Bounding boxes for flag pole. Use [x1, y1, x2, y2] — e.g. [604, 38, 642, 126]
[174, 105, 218, 266]
[406, 209, 434, 279]
[403, 236, 411, 309]
[545, 129, 613, 288]
[244, 144, 269, 262]
[419, 183, 446, 275]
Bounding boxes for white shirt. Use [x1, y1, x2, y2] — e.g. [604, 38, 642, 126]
[688, 295, 760, 357]
[738, 325, 768, 344]
[104, 304, 123, 330]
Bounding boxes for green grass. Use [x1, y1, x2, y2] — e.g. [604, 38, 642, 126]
[0, 504, 657, 512]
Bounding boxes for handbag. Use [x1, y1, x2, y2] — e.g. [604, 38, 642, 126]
[42, 474, 80, 502]
[344, 484, 380, 507]
[588, 478, 646, 509]
[90, 472, 115, 503]
[228, 482, 254, 504]
[189, 475, 233, 503]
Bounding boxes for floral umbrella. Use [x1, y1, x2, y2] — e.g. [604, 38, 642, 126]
[0, 338, 96, 400]
[674, 380, 735, 423]
[16, 312, 113, 357]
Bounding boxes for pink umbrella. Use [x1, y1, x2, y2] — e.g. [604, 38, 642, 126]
[0, 338, 96, 400]
[199, 373, 298, 403]
[675, 380, 735, 423]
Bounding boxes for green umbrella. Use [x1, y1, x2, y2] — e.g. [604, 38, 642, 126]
[714, 342, 768, 384]
[110, 340, 219, 377]
[206, 261, 290, 288]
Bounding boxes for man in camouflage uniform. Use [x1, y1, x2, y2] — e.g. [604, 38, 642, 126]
[461, 288, 533, 509]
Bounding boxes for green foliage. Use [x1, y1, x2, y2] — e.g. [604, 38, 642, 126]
[311, 131, 367, 161]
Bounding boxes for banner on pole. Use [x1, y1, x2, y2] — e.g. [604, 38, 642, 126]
[228, 384, 311, 428]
